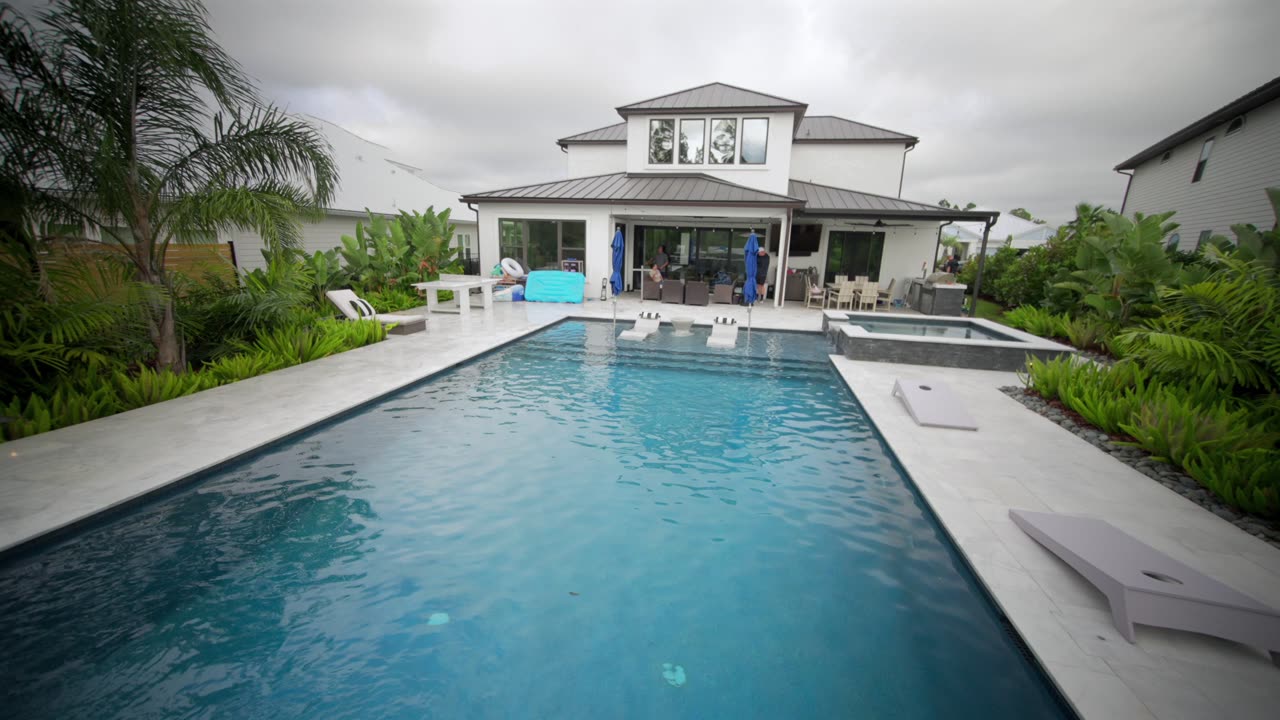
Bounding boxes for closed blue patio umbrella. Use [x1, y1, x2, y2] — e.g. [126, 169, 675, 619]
[742, 232, 759, 306]
[610, 229, 624, 296]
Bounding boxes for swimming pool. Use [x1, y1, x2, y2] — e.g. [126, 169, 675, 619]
[850, 317, 1017, 341]
[0, 321, 1071, 719]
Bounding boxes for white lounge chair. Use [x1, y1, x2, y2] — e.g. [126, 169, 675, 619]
[325, 289, 422, 327]
[891, 378, 978, 430]
[1010, 509, 1280, 665]
[619, 311, 660, 341]
[707, 316, 738, 349]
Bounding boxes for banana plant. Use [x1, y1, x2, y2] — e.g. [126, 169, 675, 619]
[1054, 210, 1182, 325]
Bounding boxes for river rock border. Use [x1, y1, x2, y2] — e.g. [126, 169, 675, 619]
[1000, 385, 1280, 550]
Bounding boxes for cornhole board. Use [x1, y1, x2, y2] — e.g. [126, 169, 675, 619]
[1010, 509, 1280, 665]
[891, 378, 978, 430]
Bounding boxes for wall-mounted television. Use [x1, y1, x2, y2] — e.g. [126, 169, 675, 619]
[788, 225, 822, 256]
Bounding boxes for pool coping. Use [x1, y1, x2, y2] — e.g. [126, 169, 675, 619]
[823, 309, 1076, 353]
[828, 357, 1280, 720]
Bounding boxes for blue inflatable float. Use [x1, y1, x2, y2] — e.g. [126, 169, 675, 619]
[524, 271, 585, 303]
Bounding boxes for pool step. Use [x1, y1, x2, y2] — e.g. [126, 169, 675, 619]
[505, 340, 832, 381]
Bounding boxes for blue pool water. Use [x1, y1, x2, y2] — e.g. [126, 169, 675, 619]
[0, 321, 1070, 719]
[851, 318, 1016, 341]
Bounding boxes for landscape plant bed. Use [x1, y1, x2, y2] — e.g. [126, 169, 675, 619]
[1001, 385, 1280, 550]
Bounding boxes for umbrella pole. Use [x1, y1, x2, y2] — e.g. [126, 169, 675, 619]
[747, 302, 752, 338]
[612, 294, 617, 325]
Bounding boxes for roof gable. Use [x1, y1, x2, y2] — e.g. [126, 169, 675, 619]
[617, 82, 807, 116]
[1116, 74, 1280, 170]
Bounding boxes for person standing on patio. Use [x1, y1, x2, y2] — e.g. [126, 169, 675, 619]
[652, 244, 670, 280]
[756, 247, 770, 300]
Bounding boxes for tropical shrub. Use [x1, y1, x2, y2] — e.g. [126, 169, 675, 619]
[1003, 306, 1068, 338]
[338, 207, 459, 293]
[957, 245, 1018, 293]
[1182, 449, 1280, 518]
[113, 367, 217, 409]
[992, 225, 1085, 307]
[1063, 315, 1111, 352]
[365, 286, 425, 313]
[1054, 211, 1183, 325]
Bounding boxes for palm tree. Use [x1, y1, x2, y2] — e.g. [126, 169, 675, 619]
[0, 0, 337, 371]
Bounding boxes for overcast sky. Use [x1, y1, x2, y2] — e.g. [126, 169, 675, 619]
[20, 0, 1280, 224]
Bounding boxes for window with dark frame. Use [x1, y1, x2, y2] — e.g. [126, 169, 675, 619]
[498, 219, 588, 272]
[648, 119, 674, 164]
[1166, 232, 1180, 250]
[1196, 229, 1212, 249]
[1226, 115, 1245, 136]
[709, 118, 736, 164]
[1160, 151, 1172, 164]
[740, 118, 768, 164]
[679, 119, 705, 164]
[1191, 137, 1214, 183]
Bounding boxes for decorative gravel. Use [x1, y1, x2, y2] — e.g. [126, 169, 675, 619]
[1000, 385, 1280, 550]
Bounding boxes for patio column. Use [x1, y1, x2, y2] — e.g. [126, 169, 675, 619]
[773, 209, 792, 308]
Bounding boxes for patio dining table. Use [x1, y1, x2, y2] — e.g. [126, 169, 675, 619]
[412, 277, 502, 318]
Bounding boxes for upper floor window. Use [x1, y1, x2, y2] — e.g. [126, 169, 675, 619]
[1191, 137, 1213, 183]
[709, 118, 736, 164]
[1160, 151, 1172, 164]
[740, 118, 769, 164]
[1166, 232, 1180, 250]
[1226, 115, 1245, 136]
[679, 119, 705, 164]
[648, 119, 674, 164]
[1196, 229, 1212, 249]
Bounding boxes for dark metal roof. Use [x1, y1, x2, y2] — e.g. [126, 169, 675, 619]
[1116, 74, 1280, 170]
[795, 116, 917, 145]
[617, 82, 807, 116]
[789, 180, 999, 220]
[461, 172, 804, 207]
[556, 122, 627, 147]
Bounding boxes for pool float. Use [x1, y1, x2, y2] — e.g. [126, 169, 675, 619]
[501, 257, 525, 278]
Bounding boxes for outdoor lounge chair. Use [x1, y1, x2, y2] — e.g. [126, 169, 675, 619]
[326, 289, 424, 331]
[684, 280, 709, 306]
[661, 280, 685, 304]
[1010, 509, 1280, 666]
[891, 378, 978, 430]
[619, 311, 661, 341]
[706, 316, 738, 349]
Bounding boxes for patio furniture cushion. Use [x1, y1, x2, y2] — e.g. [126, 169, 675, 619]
[891, 378, 978, 430]
[1010, 509, 1280, 665]
[619, 311, 660, 341]
[525, 270, 585, 303]
[325, 289, 423, 326]
[684, 280, 710, 306]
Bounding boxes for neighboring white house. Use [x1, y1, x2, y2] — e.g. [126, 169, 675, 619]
[466, 82, 996, 305]
[1116, 74, 1280, 252]
[945, 212, 1057, 258]
[227, 115, 476, 271]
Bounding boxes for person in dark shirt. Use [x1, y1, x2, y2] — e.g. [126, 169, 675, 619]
[652, 245, 670, 279]
[756, 247, 770, 301]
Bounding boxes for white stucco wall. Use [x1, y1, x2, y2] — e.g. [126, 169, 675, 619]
[565, 144, 627, 178]
[228, 213, 477, 273]
[789, 143, 910, 197]
[623, 112, 795, 195]
[1124, 98, 1280, 251]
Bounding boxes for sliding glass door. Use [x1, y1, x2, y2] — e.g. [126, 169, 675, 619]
[633, 225, 765, 284]
[825, 231, 885, 284]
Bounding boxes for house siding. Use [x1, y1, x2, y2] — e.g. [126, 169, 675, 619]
[565, 144, 627, 178]
[1124, 98, 1280, 250]
[789, 143, 910, 199]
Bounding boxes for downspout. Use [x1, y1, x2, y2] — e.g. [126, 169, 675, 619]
[467, 202, 480, 270]
[775, 208, 793, 308]
[1115, 169, 1134, 214]
[897, 142, 916, 198]
[933, 220, 954, 273]
[967, 215, 997, 317]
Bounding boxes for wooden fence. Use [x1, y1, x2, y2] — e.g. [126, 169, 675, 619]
[43, 240, 238, 284]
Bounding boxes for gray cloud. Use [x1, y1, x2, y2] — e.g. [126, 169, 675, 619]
[14, 0, 1280, 224]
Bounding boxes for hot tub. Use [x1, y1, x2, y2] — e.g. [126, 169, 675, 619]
[823, 311, 1076, 371]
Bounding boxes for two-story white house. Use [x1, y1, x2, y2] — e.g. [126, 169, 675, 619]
[461, 83, 997, 305]
[1116, 74, 1280, 252]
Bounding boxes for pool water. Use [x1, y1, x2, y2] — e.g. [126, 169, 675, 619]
[0, 321, 1069, 719]
[851, 318, 1016, 341]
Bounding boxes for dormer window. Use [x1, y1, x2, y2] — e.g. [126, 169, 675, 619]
[740, 118, 769, 164]
[1160, 151, 1172, 164]
[648, 119, 674, 164]
[709, 118, 737, 164]
[679, 119, 705, 164]
[1226, 115, 1245, 136]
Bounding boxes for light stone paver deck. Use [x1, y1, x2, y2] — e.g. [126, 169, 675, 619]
[4, 297, 1276, 719]
[832, 358, 1280, 720]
